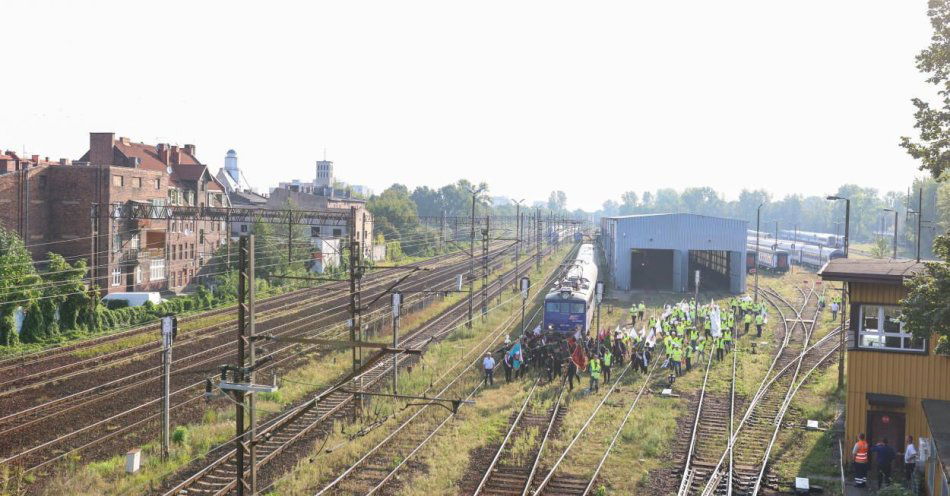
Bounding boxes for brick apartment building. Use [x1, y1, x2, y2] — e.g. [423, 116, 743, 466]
[0, 132, 230, 294]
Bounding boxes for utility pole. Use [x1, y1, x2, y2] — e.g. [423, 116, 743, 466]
[536, 209, 542, 272]
[520, 277, 531, 336]
[160, 314, 177, 462]
[514, 200, 525, 290]
[827, 195, 850, 389]
[884, 208, 898, 259]
[287, 214, 293, 265]
[482, 216, 490, 317]
[916, 187, 922, 263]
[236, 234, 257, 495]
[468, 192, 478, 328]
[754, 203, 763, 304]
[348, 208, 363, 410]
[391, 291, 401, 394]
[440, 210, 446, 252]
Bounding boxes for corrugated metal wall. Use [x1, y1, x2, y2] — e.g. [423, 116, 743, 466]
[844, 281, 950, 451]
[602, 214, 747, 294]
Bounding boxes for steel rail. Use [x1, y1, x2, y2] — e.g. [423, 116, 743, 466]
[676, 341, 718, 496]
[520, 381, 566, 496]
[472, 379, 542, 495]
[531, 360, 636, 496]
[581, 356, 661, 496]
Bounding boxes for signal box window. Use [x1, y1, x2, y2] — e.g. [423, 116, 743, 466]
[858, 305, 925, 352]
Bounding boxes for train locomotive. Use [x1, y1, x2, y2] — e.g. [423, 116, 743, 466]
[542, 243, 598, 335]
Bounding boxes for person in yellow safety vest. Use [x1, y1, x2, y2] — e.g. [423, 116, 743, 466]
[703, 318, 711, 337]
[684, 343, 693, 372]
[670, 344, 682, 376]
[697, 336, 707, 362]
[716, 334, 725, 361]
[588, 356, 602, 393]
[629, 305, 638, 326]
[755, 312, 765, 337]
[638, 302, 646, 321]
[602, 349, 613, 383]
[723, 328, 733, 353]
[743, 312, 753, 336]
[689, 327, 699, 347]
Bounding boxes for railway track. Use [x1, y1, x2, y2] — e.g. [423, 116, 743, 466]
[471, 379, 566, 496]
[677, 284, 837, 496]
[161, 242, 576, 495]
[530, 355, 660, 496]
[0, 241, 526, 483]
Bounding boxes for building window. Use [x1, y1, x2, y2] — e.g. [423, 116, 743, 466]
[311, 226, 321, 237]
[132, 177, 142, 188]
[130, 234, 140, 250]
[240, 224, 248, 233]
[135, 266, 142, 284]
[190, 243, 195, 259]
[155, 178, 161, 190]
[111, 268, 122, 286]
[858, 305, 925, 352]
[113, 232, 121, 253]
[333, 228, 342, 237]
[112, 175, 124, 187]
[150, 259, 165, 280]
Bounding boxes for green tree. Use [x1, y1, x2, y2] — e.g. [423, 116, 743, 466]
[0, 227, 41, 345]
[900, 0, 950, 179]
[902, 236, 950, 355]
[368, 184, 419, 242]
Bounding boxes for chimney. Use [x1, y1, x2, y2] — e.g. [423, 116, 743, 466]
[119, 136, 131, 145]
[59, 158, 71, 166]
[184, 144, 195, 157]
[170, 145, 180, 165]
[89, 132, 115, 165]
[157, 143, 170, 165]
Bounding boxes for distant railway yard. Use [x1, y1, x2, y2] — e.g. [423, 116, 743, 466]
[0, 226, 856, 496]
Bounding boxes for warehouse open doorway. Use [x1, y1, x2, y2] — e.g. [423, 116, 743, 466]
[630, 249, 673, 291]
[688, 250, 731, 291]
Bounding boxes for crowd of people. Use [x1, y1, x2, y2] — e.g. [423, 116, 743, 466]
[851, 432, 919, 490]
[482, 295, 770, 394]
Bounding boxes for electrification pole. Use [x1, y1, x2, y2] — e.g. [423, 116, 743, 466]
[236, 234, 257, 495]
[482, 216, 490, 317]
[160, 314, 177, 462]
[754, 203, 762, 303]
[536, 209, 542, 272]
[391, 291, 401, 394]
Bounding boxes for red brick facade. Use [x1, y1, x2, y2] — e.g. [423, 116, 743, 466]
[0, 133, 230, 295]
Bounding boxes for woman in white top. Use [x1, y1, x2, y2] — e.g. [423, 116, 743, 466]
[904, 435, 918, 481]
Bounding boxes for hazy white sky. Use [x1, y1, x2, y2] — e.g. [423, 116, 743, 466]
[0, 1, 937, 211]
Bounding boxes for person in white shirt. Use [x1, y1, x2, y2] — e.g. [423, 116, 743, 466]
[904, 435, 918, 481]
[483, 353, 496, 386]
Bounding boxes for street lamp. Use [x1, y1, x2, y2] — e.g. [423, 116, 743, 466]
[520, 277, 531, 336]
[826, 195, 850, 390]
[754, 202, 764, 303]
[883, 208, 898, 259]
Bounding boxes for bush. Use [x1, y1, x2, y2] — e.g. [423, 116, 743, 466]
[172, 425, 189, 445]
[105, 299, 130, 310]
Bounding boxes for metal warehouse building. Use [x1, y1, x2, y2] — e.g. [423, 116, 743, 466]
[600, 213, 748, 294]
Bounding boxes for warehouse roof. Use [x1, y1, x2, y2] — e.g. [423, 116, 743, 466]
[922, 399, 950, 482]
[605, 212, 745, 223]
[819, 258, 928, 284]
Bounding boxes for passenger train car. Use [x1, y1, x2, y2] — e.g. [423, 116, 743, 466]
[773, 240, 845, 270]
[746, 243, 790, 273]
[779, 229, 843, 248]
[543, 243, 598, 335]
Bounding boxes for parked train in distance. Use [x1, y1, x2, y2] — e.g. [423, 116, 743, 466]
[747, 237, 845, 271]
[746, 243, 790, 273]
[543, 243, 597, 335]
[779, 229, 843, 248]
